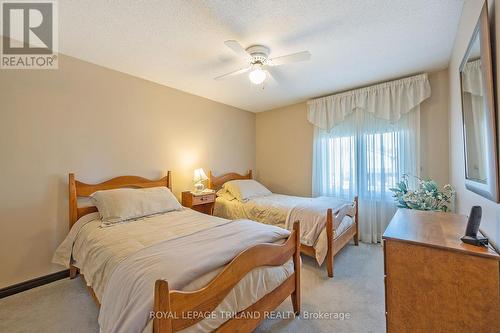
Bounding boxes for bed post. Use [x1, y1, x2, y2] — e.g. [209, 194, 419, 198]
[353, 196, 359, 246]
[69, 173, 78, 229]
[166, 171, 172, 191]
[154, 280, 173, 333]
[291, 221, 301, 315]
[69, 266, 79, 279]
[207, 170, 213, 190]
[248, 169, 253, 179]
[326, 208, 334, 278]
[69, 173, 80, 279]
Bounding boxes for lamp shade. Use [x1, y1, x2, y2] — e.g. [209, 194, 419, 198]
[193, 168, 208, 183]
[249, 67, 266, 84]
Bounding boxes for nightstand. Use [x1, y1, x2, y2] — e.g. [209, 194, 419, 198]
[181, 191, 216, 215]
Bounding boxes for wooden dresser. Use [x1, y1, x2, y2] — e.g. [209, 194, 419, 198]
[383, 209, 500, 333]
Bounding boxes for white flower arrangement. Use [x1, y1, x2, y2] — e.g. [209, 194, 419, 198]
[389, 174, 455, 212]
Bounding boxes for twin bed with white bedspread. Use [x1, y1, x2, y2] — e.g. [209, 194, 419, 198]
[209, 170, 359, 277]
[53, 172, 300, 333]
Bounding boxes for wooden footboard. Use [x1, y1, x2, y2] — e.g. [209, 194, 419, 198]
[327, 196, 359, 277]
[153, 221, 301, 333]
[301, 196, 359, 278]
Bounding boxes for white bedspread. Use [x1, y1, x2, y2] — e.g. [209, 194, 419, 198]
[53, 209, 293, 333]
[101, 219, 290, 333]
[286, 198, 353, 264]
[214, 194, 310, 227]
[55, 209, 233, 300]
[214, 194, 354, 264]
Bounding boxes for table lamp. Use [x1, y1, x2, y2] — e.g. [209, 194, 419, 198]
[193, 168, 208, 193]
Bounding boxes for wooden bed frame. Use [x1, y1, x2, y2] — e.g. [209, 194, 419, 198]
[68, 172, 301, 333]
[208, 170, 359, 278]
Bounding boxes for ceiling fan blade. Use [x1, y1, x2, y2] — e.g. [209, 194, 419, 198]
[214, 66, 251, 80]
[224, 40, 252, 60]
[260, 71, 277, 90]
[269, 51, 311, 66]
[265, 69, 278, 85]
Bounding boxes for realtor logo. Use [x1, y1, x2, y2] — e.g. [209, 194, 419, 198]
[1, 0, 58, 69]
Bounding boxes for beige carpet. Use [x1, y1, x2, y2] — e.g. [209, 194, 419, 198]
[0, 243, 385, 333]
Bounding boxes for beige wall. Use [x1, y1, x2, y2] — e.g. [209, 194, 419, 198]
[256, 103, 313, 196]
[420, 70, 450, 186]
[449, 0, 499, 245]
[256, 70, 450, 196]
[0, 54, 255, 288]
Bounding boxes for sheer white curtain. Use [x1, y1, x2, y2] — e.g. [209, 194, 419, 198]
[308, 74, 430, 243]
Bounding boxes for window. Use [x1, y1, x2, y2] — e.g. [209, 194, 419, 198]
[309, 74, 429, 242]
[312, 109, 420, 242]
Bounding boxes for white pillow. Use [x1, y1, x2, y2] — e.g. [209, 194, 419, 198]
[90, 186, 182, 227]
[216, 188, 236, 201]
[223, 179, 271, 202]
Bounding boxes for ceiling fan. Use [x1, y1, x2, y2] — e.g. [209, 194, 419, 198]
[215, 40, 311, 85]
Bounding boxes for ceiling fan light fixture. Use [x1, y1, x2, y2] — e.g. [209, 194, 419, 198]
[216, 40, 310, 85]
[249, 67, 266, 84]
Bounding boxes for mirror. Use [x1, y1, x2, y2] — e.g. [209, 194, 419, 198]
[462, 31, 486, 182]
[459, 2, 499, 202]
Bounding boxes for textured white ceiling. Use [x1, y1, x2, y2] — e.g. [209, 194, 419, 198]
[58, 0, 464, 112]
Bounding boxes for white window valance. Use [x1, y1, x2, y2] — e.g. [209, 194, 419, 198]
[307, 73, 431, 131]
[462, 59, 483, 96]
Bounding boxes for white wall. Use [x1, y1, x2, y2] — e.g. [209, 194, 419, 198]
[449, 0, 500, 245]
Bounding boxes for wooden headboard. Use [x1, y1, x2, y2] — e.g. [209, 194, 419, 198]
[68, 172, 171, 229]
[208, 170, 252, 190]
